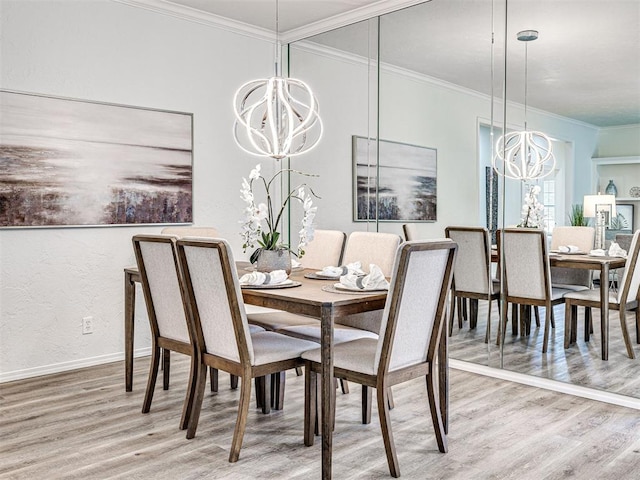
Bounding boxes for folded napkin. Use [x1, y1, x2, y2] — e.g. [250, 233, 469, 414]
[319, 261, 365, 278]
[608, 241, 628, 258]
[339, 264, 390, 291]
[589, 249, 606, 257]
[239, 270, 288, 286]
[558, 245, 580, 253]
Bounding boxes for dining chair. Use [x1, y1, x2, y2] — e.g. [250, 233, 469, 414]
[500, 228, 575, 352]
[564, 229, 640, 359]
[402, 223, 418, 241]
[297, 229, 347, 270]
[549, 226, 595, 290]
[132, 234, 195, 430]
[175, 237, 318, 462]
[301, 240, 457, 478]
[445, 226, 499, 343]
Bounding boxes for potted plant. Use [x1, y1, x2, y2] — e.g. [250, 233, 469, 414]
[567, 204, 588, 226]
[240, 164, 317, 273]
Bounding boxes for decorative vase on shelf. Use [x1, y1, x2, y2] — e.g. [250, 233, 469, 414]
[605, 179, 618, 197]
[256, 248, 292, 274]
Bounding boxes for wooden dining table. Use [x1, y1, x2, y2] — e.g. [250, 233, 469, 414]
[491, 249, 626, 360]
[123, 263, 450, 479]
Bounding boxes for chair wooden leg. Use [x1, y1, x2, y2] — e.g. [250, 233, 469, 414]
[564, 302, 572, 349]
[570, 306, 578, 343]
[229, 375, 252, 463]
[387, 387, 395, 410]
[485, 298, 492, 344]
[534, 306, 541, 328]
[550, 307, 555, 329]
[512, 303, 519, 335]
[162, 348, 170, 390]
[456, 297, 464, 328]
[230, 374, 238, 389]
[142, 345, 160, 414]
[254, 376, 264, 409]
[261, 374, 271, 414]
[180, 353, 198, 431]
[636, 306, 640, 344]
[185, 359, 208, 439]
[620, 310, 636, 359]
[304, 364, 316, 446]
[469, 299, 479, 330]
[425, 370, 447, 454]
[585, 307, 592, 341]
[377, 385, 400, 478]
[542, 304, 552, 353]
[449, 291, 456, 336]
[272, 371, 286, 410]
[462, 297, 468, 322]
[498, 301, 509, 346]
[210, 367, 218, 393]
[362, 385, 372, 424]
[339, 378, 350, 394]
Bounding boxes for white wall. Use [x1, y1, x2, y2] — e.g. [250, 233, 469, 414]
[595, 124, 640, 157]
[0, 0, 275, 380]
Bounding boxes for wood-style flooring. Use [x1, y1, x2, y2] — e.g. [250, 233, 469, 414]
[2, 355, 640, 479]
[449, 300, 640, 399]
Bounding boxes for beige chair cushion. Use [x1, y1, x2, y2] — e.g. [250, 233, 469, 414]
[251, 332, 318, 366]
[247, 311, 319, 331]
[302, 338, 378, 375]
[564, 289, 618, 305]
[276, 323, 378, 344]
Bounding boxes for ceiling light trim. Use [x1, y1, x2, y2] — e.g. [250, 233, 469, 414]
[113, 0, 275, 42]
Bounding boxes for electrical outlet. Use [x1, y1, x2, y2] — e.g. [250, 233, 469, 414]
[82, 316, 94, 335]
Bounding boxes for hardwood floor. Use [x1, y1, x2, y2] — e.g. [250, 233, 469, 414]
[2, 355, 640, 479]
[449, 300, 640, 398]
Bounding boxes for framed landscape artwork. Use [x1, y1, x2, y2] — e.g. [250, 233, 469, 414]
[0, 90, 193, 228]
[353, 136, 437, 222]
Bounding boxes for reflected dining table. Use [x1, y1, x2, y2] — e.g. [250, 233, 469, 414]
[491, 249, 626, 360]
[123, 263, 450, 479]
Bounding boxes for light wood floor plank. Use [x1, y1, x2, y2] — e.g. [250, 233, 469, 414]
[1, 355, 640, 479]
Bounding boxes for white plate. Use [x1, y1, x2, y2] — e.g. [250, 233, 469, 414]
[551, 249, 584, 255]
[240, 280, 301, 289]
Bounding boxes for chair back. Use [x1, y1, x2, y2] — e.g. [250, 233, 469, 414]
[375, 240, 457, 374]
[402, 224, 418, 241]
[501, 228, 550, 301]
[132, 235, 190, 344]
[550, 226, 595, 287]
[342, 231, 402, 277]
[445, 226, 492, 295]
[299, 229, 346, 269]
[176, 238, 253, 365]
[618, 229, 640, 305]
[161, 226, 220, 238]
[615, 233, 634, 253]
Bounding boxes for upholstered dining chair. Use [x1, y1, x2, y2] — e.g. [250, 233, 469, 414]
[402, 223, 418, 241]
[564, 229, 640, 359]
[445, 226, 499, 342]
[297, 229, 347, 270]
[301, 240, 457, 478]
[175, 237, 318, 462]
[549, 226, 595, 290]
[132, 234, 195, 430]
[500, 228, 575, 352]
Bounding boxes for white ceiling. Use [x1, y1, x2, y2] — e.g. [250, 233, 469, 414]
[148, 0, 640, 127]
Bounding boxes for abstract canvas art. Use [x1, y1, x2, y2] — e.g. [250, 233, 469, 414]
[353, 136, 437, 222]
[0, 90, 193, 227]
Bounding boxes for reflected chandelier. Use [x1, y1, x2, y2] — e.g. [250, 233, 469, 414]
[493, 30, 556, 181]
[232, 1, 322, 160]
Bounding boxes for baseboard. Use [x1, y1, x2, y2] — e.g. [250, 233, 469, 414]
[0, 348, 152, 383]
[450, 358, 640, 410]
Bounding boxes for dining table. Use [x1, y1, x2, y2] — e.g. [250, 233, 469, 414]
[123, 262, 450, 479]
[491, 249, 626, 360]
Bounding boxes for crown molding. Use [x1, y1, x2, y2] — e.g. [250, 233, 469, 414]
[112, 0, 276, 42]
[280, 0, 430, 43]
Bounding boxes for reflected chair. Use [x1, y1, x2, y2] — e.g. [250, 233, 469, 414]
[402, 223, 418, 241]
[564, 229, 640, 359]
[445, 226, 499, 342]
[175, 238, 318, 462]
[302, 240, 457, 478]
[132, 234, 195, 430]
[500, 229, 575, 352]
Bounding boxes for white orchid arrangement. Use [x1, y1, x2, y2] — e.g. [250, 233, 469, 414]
[518, 184, 546, 229]
[240, 164, 318, 263]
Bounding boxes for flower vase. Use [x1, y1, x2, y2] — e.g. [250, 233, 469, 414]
[256, 249, 292, 274]
[605, 180, 618, 197]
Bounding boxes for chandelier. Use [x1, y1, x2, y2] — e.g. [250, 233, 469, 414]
[232, 1, 322, 160]
[493, 30, 556, 180]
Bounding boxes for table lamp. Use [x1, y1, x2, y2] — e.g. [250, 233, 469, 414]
[583, 194, 617, 249]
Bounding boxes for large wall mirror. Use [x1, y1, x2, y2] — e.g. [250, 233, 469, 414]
[289, 0, 640, 401]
